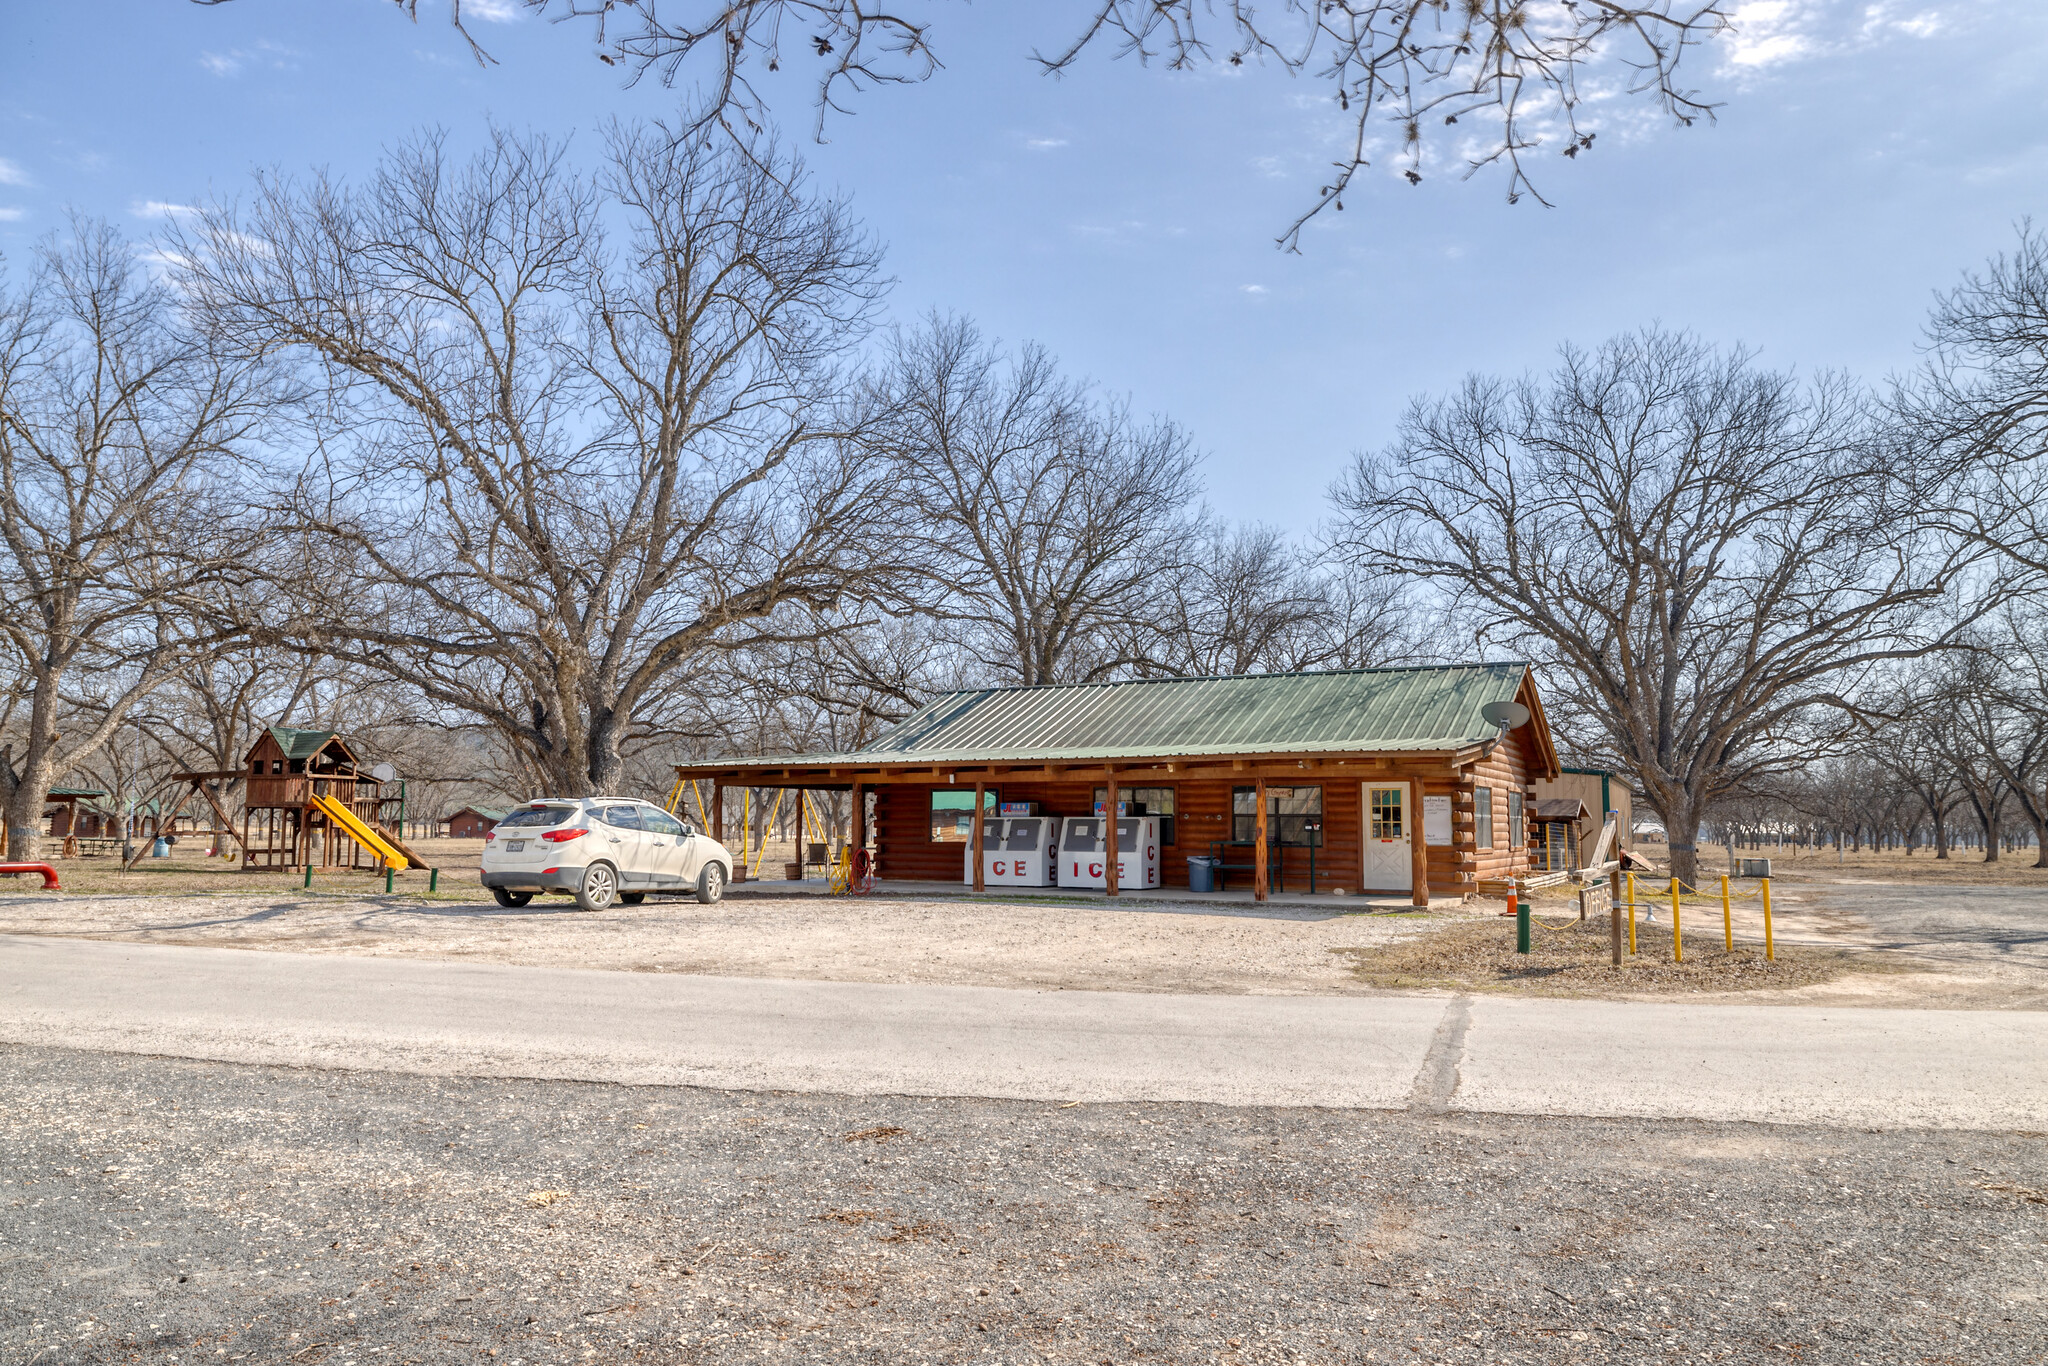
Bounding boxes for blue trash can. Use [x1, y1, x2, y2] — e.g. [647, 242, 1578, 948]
[1186, 856, 1218, 893]
[150, 837, 171, 859]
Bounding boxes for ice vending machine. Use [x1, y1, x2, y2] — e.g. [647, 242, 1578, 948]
[962, 816, 1060, 887]
[1055, 815, 1161, 890]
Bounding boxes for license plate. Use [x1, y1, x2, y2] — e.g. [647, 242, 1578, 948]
[505, 840, 526, 852]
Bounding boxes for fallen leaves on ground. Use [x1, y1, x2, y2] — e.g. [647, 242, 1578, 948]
[1334, 913, 1901, 998]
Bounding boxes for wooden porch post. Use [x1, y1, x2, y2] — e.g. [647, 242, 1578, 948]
[1104, 768, 1120, 898]
[851, 781, 866, 867]
[1253, 775, 1269, 903]
[971, 779, 986, 892]
[1410, 783, 1430, 907]
[711, 780, 724, 845]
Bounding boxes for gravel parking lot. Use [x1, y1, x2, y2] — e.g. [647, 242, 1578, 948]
[0, 888, 1476, 997]
[4, 1044, 2045, 1365]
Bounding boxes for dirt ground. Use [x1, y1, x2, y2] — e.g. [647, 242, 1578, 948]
[2, 837, 2040, 1006]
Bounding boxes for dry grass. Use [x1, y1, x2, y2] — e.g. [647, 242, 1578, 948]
[1335, 908, 1906, 999]
[1650, 841, 2048, 888]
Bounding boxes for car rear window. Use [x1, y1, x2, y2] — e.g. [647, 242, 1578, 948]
[497, 805, 580, 830]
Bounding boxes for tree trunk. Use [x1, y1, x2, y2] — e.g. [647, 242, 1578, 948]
[2, 733, 58, 865]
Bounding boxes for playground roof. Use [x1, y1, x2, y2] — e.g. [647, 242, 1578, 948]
[268, 726, 342, 761]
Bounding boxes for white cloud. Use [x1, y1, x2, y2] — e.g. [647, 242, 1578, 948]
[1719, 1, 1948, 73]
[200, 40, 299, 78]
[1240, 284, 1269, 296]
[0, 157, 32, 187]
[1024, 137, 1070, 151]
[1724, 1, 1814, 68]
[461, 0, 526, 21]
[131, 200, 198, 220]
[0, 207, 25, 222]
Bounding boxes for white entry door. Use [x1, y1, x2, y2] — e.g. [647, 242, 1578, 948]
[1359, 783, 1413, 892]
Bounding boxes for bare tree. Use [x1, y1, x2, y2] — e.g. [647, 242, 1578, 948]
[1902, 221, 2048, 579]
[1135, 522, 1423, 677]
[190, 0, 1729, 248]
[877, 315, 1204, 686]
[1330, 329, 1992, 886]
[0, 221, 265, 861]
[175, 125, 912, 797]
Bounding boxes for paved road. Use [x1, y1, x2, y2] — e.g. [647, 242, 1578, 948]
[5, 934, 2045, 1130]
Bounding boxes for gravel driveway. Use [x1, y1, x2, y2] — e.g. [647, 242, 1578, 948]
[5, 1044, 2044, 1365]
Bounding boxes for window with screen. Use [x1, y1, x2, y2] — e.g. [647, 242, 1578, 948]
[1093, 786, 1175, 845]
[1232, 786, 1323, 846]
[929, 789, 997, 842]
[1474, 787, 1494, 848]
[1509, 790, 1525, 848]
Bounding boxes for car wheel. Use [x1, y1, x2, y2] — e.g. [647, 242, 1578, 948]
[696, 862, 726, 905]
[576, 863, 618, 912]
[491, 887, 533, 908]
[618, 892, 646, 905]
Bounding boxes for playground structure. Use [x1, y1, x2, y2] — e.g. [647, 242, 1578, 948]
[133, 726, 430, 875]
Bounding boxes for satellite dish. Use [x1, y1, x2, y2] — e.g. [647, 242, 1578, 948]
[370, 762, 398, 784]
[1480, 701, 1532, 730]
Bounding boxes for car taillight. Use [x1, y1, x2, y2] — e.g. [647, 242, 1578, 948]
[483, 832, 495, 842]
[540, 828, 587, 843]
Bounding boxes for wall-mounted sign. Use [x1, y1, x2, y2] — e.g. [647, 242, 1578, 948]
[1423, 795, 1453, 846]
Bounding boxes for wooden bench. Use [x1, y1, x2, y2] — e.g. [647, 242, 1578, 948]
[1207, 841, 1316, 893]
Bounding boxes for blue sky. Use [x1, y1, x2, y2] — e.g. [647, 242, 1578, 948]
[3, 1, 2045, 528]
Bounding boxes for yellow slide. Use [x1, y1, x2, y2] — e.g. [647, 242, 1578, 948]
[309, 792, 409, 870]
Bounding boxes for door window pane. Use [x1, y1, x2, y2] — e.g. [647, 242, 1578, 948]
[642, 808, 685, 837]
[1093, 786, 1175, 845]
[1370, 787, 1404, 840]
[930, 789, 997, 843]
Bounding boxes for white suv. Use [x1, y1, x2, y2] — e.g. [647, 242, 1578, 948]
[479, 797, 734, 911]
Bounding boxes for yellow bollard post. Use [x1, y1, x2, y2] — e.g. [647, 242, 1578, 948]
[1626, 871, 1637, 955]
[1761, 876, 1775, 961]
[1721, 875, 1733, 953]
[1670, 877, 1682, 962]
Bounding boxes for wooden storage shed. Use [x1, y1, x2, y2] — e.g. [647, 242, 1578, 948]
[672, 663, 1560, 903]
[446, 806, 507, 840]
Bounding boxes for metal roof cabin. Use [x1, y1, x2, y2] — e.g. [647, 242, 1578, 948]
[673, 663, 1561, 904]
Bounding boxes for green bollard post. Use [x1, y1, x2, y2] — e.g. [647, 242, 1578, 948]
[385, 866, 395, 894]
[303, 862, 312, 889]
[1512, 882, 1530, 954]
[429, 868, 439, 893]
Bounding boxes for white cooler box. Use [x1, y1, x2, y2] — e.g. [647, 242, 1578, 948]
[1055, 816, 1161, 890]
[962, 816, 1060, 887]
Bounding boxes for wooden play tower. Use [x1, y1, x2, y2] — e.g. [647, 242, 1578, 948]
[237, 726, 427, 872]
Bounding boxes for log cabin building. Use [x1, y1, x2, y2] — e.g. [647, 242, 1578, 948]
[672, 663, 1561, 903]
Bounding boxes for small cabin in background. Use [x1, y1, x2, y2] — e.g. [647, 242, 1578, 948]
[446, 806, 507, 840]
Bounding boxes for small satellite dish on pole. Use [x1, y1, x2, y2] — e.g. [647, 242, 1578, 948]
[370, 762, 398, 784]
[1480, 701, 1532, 731]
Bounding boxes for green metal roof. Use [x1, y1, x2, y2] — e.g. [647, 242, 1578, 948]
[725, 664, 1536, 767]
[47, 785, 107, 798]
[450, 806, 509, 823]
[268, 726, 342, 762]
